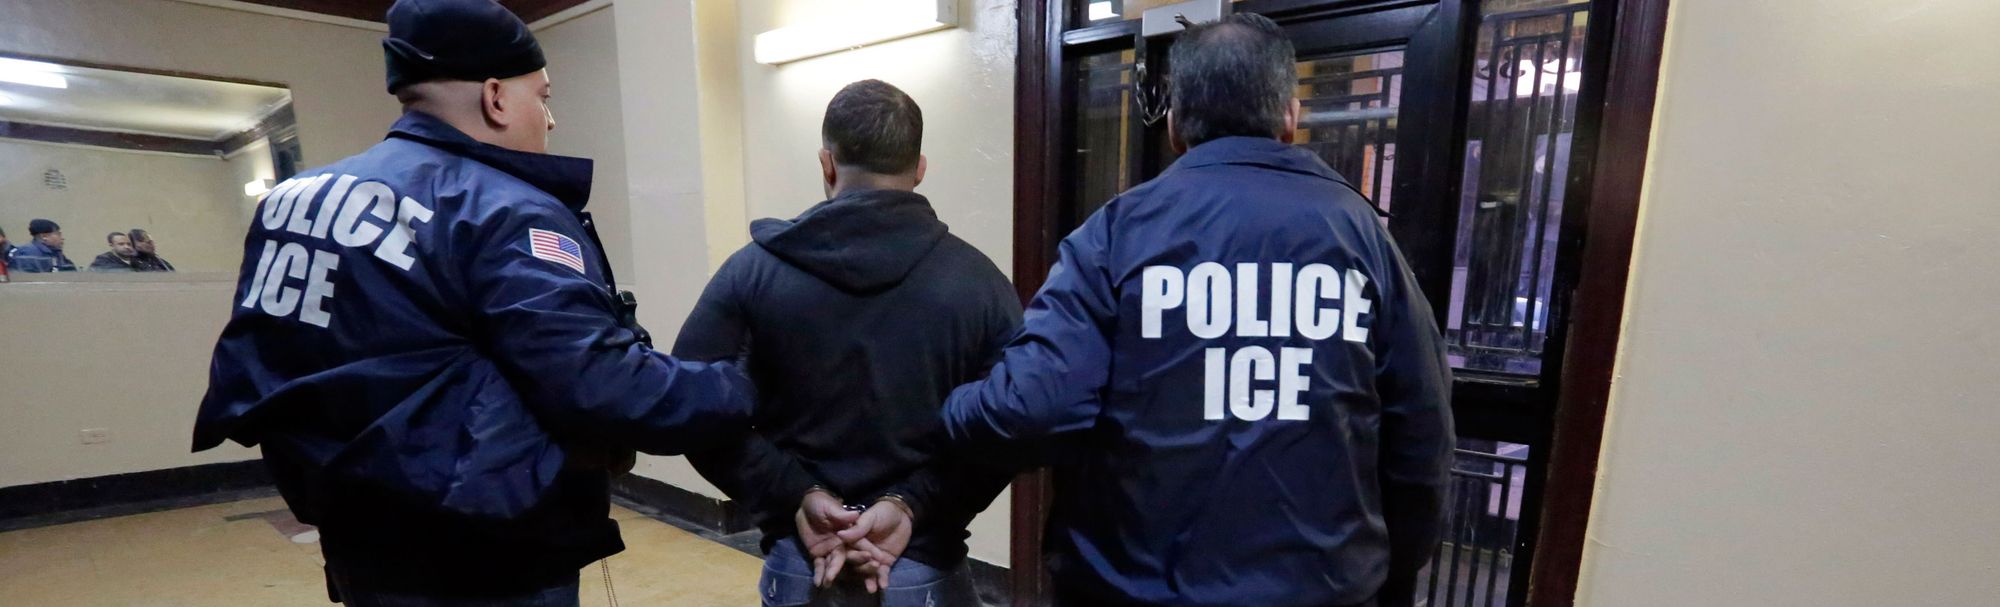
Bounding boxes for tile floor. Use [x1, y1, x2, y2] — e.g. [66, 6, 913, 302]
[0, 496, 762, 606]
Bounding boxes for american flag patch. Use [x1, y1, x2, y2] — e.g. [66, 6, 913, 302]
[528, 228, 588, 274]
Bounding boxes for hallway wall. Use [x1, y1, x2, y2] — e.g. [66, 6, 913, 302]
[539, 5, 636, 282]
[1577, 1, 2000, 604]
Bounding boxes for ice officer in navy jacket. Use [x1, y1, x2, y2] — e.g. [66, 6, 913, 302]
[939, 14, 1455, 607]
[191, 1, 752, 604]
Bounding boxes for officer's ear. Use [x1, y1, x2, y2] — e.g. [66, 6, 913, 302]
[481, 78, 508, 127]
[1167, 110, 1188, 155]
[1279, 98, 1303, 144]
[913, 155, 927, 188]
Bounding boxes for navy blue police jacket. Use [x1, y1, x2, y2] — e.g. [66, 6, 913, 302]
[193, 111, 753, 596]
[943, 137, 1456, 606]
[11, 239, 77, 272]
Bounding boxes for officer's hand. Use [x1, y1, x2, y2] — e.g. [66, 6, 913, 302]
[795, 488, 860, 587]
[838, 498, 914, 594]
[607, 449, 636, 476]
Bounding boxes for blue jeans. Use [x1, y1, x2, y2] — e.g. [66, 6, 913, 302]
[762, 538, 980, 607]
[329, 572, 580, 607]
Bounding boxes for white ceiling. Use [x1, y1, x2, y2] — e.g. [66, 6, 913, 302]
[0, 57, 291, 141]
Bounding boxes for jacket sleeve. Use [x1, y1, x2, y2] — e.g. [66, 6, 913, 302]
[1369, 235, 1457, 606]
[942, 208, 1117, 445]
[470, 206, 754, 456]
[879, 273, 1026, 522]
[672, 250, 824, 515]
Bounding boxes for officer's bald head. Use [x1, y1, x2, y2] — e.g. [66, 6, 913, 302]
[1168, 13, 1299, 150]
[395, 69, 556, 154]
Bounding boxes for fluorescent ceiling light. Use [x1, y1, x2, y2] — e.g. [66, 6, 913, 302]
[754, 0, 958, 65]
[244, 179, 274, 198]
[0, 58, 68, 89]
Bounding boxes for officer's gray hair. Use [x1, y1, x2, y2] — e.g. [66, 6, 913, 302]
[1168, 14, 1297, 148]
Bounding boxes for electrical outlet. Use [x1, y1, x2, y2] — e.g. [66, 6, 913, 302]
[79, 428, 111, 445]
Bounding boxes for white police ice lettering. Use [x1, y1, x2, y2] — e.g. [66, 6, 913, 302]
[1146, 262, 1373, 422]
[240, 174, 434, 328]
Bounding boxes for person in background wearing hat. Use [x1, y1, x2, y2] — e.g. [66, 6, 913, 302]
[128, 229, 176, 272]
[192, 1, 754, 605]
[12, 219, 77, 273]
[90, 232, 140, 272]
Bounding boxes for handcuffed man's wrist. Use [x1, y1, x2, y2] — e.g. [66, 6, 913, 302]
[875, 494, 915, 520]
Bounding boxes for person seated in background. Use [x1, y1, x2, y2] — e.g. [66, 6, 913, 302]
[90, 232, 139, 272]
[675, 80, 1021, 607]
[128, 229, 175, 271]
[12, 219, 77, 273]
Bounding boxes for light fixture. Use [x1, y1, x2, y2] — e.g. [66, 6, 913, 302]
[0, 57, 68, 89]
[1088, 1, 1118, 21]
[244, 178, 274, 198]
[753, 0, 958, 65]
[0, 92, 12, 105]
[1515, 59, 1582, 96]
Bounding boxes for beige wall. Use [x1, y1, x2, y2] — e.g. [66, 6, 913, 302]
[0, 140, 247, 272]
[735, 0, 1017, 263]
[0, 281, 250, 487]
[604, 0, 728, 494]
[0, 0, 397, 485]
[1576, 1, 2000, 605]
[539, 5, 635, 281]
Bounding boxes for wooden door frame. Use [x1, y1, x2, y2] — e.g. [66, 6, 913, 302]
[1006, 1, 1671, 605]
[1007, 0, 1063, 604]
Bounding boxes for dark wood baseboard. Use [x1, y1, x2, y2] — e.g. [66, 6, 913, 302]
[608, 472, 757, 534]
[0, 460, 275, 531]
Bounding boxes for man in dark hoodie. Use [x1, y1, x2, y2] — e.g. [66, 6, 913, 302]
[674, 80, 1020, 607]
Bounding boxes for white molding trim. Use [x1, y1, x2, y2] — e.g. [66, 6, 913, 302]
[529, 0, 614, 31]
[162, 0, 388, 32]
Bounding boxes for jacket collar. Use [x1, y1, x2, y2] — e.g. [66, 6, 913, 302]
[1165, 136, 1351, 186]
[386, 111, 595, 212]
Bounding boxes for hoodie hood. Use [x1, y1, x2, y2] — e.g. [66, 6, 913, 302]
[751, 189, 947, 294]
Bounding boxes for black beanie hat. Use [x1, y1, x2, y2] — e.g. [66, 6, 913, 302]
[382, 0, 548, 94]
[29, 219, 59, 236]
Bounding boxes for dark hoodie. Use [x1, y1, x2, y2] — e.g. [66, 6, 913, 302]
[675, 189, 1021, 569]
